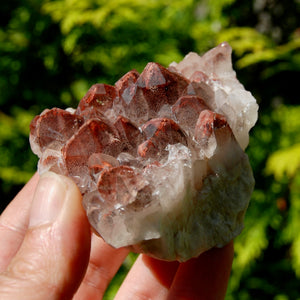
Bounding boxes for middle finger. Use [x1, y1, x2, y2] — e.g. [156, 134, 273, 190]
[73, 233, 130, 299]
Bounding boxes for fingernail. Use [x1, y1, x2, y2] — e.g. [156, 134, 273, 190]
[29, 172, 67, 228]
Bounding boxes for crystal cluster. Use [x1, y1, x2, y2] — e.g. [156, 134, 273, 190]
[30, 42, 258, 261]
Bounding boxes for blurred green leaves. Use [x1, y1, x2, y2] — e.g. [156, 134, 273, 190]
[267, 143, 300, 180]
[42, 0, 197, 78]
[0, 108, 37, 190]
[265, 105, 300, 181]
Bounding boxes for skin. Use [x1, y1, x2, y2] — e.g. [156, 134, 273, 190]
[0, 172, 234, 299]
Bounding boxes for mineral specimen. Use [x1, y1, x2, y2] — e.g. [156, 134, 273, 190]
[30, 42, 258, 261]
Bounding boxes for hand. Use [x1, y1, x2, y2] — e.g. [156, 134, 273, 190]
[0, 172, 233, 300]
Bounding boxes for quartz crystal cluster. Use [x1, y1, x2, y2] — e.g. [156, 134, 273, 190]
[30, 42, 258, 261]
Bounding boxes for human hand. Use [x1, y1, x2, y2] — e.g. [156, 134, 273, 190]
[0, 172, 233, 300]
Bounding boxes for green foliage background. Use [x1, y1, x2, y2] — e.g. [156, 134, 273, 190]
[1, 0, 300, 298]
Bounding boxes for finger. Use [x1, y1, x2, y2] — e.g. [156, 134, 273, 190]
[74, 233, 129, 300]
[0, 173, 39, 272]
[0, 172, 91, 300]
[167, 241, 234, 300]
[114, 254, 179, 299]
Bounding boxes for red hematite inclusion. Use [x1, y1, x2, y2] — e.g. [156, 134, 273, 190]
[30, 42, 258, 261]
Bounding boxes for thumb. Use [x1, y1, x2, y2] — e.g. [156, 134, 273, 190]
[0, 172, 91, 300]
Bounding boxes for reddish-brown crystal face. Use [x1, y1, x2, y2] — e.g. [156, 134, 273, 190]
[97, 165, 152, 210]
[29, 108, 84, 156]
[138, 118, 187, 159]
[62, 118, 122, 177]
[172, 95, 209, 130]
[136, 62, 189, 114]
[115, 69, 140, 96]
[29, 43, 257, 261]
[77, 84, 117, 116]
[114, 116, 144, 155]
[194, 110, 228, 141]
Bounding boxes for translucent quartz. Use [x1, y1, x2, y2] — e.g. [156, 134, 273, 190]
[30, 42, 258, 261]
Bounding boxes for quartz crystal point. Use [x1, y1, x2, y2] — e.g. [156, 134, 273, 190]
[29, 42, 258, 261]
